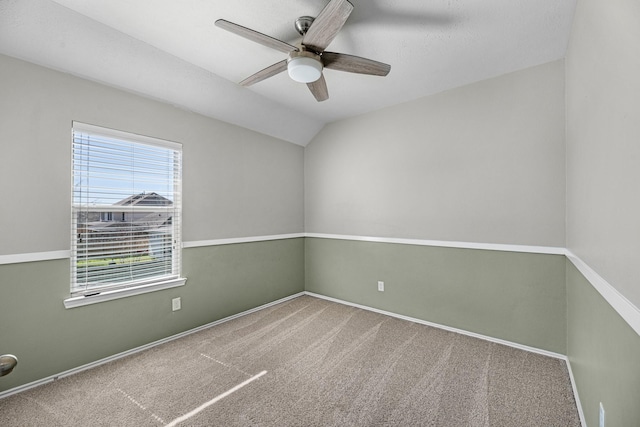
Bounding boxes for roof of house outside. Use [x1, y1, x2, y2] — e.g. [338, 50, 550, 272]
[78, 193, 173, 233]
[113, 192, 172, 206]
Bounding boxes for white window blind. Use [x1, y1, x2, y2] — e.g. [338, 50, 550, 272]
[71, 122, 182, 296]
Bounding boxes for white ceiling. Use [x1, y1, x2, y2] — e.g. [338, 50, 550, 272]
[0, 0, 577, 145]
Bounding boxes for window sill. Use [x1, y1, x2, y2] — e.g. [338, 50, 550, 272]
[63, 278, 187, 309]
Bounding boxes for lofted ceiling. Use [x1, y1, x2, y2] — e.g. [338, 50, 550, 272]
[0, 0, 577, 145]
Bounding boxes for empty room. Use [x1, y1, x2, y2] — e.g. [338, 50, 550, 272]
[1, 0, 639, 426]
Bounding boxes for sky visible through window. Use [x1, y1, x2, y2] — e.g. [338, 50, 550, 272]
[73, 133, 176, 207]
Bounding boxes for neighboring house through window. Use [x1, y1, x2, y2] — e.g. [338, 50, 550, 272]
[71, 122, 183, 297]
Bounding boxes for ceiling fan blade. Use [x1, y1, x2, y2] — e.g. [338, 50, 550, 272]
[215, 19, 298, 54]
[322, 52, 391, 76]
[302, 0, 354, 53]
[307, 74, 329, 102]
[240, 60, 288, 86]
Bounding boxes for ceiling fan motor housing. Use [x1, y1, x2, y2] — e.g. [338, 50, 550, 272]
[294, 16, 315, 36]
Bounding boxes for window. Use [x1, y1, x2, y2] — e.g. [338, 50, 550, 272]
[71, 122, 183, 298]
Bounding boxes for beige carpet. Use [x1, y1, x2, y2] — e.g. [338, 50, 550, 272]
[0, 295, 580, 426]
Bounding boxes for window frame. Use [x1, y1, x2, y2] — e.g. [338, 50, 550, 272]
[66, 122, 185, 308]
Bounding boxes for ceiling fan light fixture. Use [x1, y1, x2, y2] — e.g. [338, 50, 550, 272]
[287, 53, 323, 83]
[217, 0, 390, 101]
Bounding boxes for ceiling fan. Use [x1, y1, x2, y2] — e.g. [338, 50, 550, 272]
[215, 0, 391, 102]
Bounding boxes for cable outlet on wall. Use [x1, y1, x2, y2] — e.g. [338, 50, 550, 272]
[599, 402, 605, 427]
[172, 297, 181, 311]
[377, 281, 384, 292]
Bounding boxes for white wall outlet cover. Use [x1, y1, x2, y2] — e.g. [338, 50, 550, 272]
[172, 297, 181, 311]
[377, 281, 384, 292]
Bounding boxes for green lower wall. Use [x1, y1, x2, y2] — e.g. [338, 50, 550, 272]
[0, 238, 304, 393]
[567, 260, 640, 427]
[5, 235, 640, 425]
[305, 238, 567, 354]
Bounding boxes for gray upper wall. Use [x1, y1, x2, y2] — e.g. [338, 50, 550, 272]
[305, 60, 566, 248]
[0, 54, 304, 256]
[566, 0, 640, 308]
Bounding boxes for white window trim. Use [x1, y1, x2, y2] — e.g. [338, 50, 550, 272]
[72, 122, 182, 151]
[70, 121, 185, 302]
[64, 277, 186, 309]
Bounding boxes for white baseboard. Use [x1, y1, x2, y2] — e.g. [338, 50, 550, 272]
[565, 356, 587, 427]
[0, 292, 305, 400]
[304, 291, 566, 360]
[0, 290, 587, 426]
[304, 291, 586, 425]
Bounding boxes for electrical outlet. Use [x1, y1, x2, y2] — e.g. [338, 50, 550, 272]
[599, 402, 605, 427]
[172, 297, 181, 311]
[378, 281, 384, 292]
